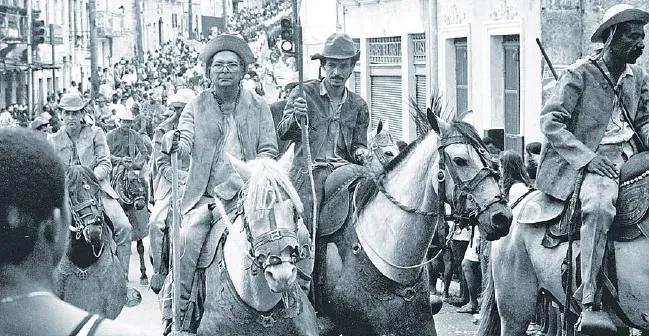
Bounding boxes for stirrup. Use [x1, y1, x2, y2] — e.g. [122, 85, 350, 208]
[576, 309, 616, 334]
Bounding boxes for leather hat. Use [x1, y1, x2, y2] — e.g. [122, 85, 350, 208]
[199, 34, 256, 65]
[59, 93, 86, 111]
[591, 4, 649, 43]
[311, 33, 360, 61]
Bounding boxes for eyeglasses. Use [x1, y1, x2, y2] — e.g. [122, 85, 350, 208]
[211, 62, 241, 72]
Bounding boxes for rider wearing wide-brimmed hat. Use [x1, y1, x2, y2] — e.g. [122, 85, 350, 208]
[163, 34, 278, 333]
[537, 4, 649, 333]
[277, 32, 371, 310]
[47, 93, 133, 279]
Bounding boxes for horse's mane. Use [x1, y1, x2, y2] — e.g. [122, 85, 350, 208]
[243, 159, 304, 223]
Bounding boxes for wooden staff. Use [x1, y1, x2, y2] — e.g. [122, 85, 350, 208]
[536, 38, 558, 80]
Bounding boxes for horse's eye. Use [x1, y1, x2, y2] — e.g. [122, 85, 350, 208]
[267, 256, 282, 266]
[452, 157, 468, 166]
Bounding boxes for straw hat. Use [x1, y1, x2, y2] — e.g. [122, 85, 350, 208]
[167, 88, 197, 108]
[115, 106, 134, 121]
[591, 4, 649, 43]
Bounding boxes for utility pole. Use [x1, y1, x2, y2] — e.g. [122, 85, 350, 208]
[134, 0, 144, 67]
[26, 0, 33, 120]
[188, 0, 193, 40]
[50, 24, 57, 95]
[89, 0, 98, 99]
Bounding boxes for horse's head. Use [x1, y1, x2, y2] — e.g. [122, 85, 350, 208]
[125, 169, 147, 210]
[427, 110, 513, 241]
[228, 148, 307, 294]
[65, 165, 105, 253]
[114, 165, 147, 210]
[365, 120, 401, 174]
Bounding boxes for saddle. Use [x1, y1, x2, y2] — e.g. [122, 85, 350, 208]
[318, 164, 372, 237]
[518, 151, 649, 247]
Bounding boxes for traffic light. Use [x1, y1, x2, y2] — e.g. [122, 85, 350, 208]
[279, 18, 294, 54]
[31, 19, 46, 45]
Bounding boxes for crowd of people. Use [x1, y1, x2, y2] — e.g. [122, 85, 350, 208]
[226, 0, 290, 39]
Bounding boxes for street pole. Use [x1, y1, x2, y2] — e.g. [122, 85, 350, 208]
[50, 24, 57, 95]
[188, 0, 193, 40]
[134, 0, 144, 67]
[89, 0, 99, 100]
[26, 0, 33, 120]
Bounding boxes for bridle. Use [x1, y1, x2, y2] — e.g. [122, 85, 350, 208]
[368, 131, 398, 167]
[363, 132, 505, 270]
[235, 188, 309, 276]
[69, 179, 105, 258]
[437, 135, 505, 225]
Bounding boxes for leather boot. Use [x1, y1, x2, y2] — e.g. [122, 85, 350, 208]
[115, 242, 131, 280]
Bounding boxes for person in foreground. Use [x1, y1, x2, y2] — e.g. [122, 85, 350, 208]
[0, 128, 150, 336]
[537, 4, 649, 332]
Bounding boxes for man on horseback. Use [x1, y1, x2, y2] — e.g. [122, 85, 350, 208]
[165, 34, 278, 334]
[277, 32, 371, 311]
[106, 107, 150, 173]
[149, 88, 195, 293]
[47, 93, 133, 279]
[537, 4, 649, 331]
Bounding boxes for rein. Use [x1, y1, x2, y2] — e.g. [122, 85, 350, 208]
[68, 181, 105, 258]
[356, 133, 503, 270]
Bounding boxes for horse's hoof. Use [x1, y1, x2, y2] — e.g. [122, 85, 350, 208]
[140, 277, 149, 286]
[125, 287, 142, 307]
[429, 293, 443, 315]
[151, 273, 166, 294]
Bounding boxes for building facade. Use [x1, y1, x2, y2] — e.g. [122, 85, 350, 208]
[303, 0, 649, 153]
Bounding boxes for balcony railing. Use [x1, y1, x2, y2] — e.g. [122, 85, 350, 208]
[96, 10, 123, 38]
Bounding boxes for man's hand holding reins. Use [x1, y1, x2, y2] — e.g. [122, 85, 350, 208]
[586, 154, 619, 179]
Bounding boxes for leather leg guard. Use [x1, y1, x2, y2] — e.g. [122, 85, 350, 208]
[116, 242, 131, 280]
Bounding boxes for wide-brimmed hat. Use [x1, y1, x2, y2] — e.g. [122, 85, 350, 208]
[591, 4, 649, 42]
[311, 33, 360, 61]
[115, 106, 134, 121]
[30, 118, 49, 130]
[167, 88, 196, 108]
[199, 35, 256, 65]
[59, 93, 86, 112]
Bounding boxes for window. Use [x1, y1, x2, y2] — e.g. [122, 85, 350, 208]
[454, 38, 468, 115]
[503, 35, 520, 135]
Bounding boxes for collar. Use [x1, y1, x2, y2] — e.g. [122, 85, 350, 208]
[319, 79, 348, 103]
[592, 57, 634, 84]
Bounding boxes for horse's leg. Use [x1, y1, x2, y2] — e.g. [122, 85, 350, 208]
[492, 231, 538, 336]
[137, 239, 148, 286]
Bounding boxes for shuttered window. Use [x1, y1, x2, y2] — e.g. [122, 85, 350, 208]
[371, 76, 403, 140]
[354, 71, 361, 95]
[503, 35, 520, 135]
[455, 38, 468, 115]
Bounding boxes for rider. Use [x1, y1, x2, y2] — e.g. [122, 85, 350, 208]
[277, 32, 371, 309]
[166, 34, 278, 333]
[47, 93, 133, 279]
[148, 88, 196, 294]
[106, 107, 150, 174]
[537, 4, 649, 332]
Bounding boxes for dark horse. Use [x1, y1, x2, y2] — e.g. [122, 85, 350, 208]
[317, 100, 513, 335]
[53, 165, 128, 319]
[113, 163, 150, 285]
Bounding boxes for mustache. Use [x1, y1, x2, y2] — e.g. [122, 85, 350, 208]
[331, 76, 345, 80]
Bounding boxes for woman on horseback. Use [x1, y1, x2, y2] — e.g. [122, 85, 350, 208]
[48, 93, 133, 280]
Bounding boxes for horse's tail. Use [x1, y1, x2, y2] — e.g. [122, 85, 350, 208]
[476, 261, 500, 336]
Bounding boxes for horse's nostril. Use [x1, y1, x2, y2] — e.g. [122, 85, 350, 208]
[385, 151, 394, 157]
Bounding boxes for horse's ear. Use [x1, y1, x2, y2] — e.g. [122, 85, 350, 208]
[427, 107, 449, 135]
[377, 120, 384, 134]
[277, 143, 295, 174]
[225, 153, 252, 181]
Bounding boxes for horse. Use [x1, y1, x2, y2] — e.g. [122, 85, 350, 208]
[477, 152, 649, 336]
[315, 98, 513, 335]
[112, 163, 151, 285]
[168, 147, 319, 335]
[53, 165, 129, 319]
[363, 119, 400, 176]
